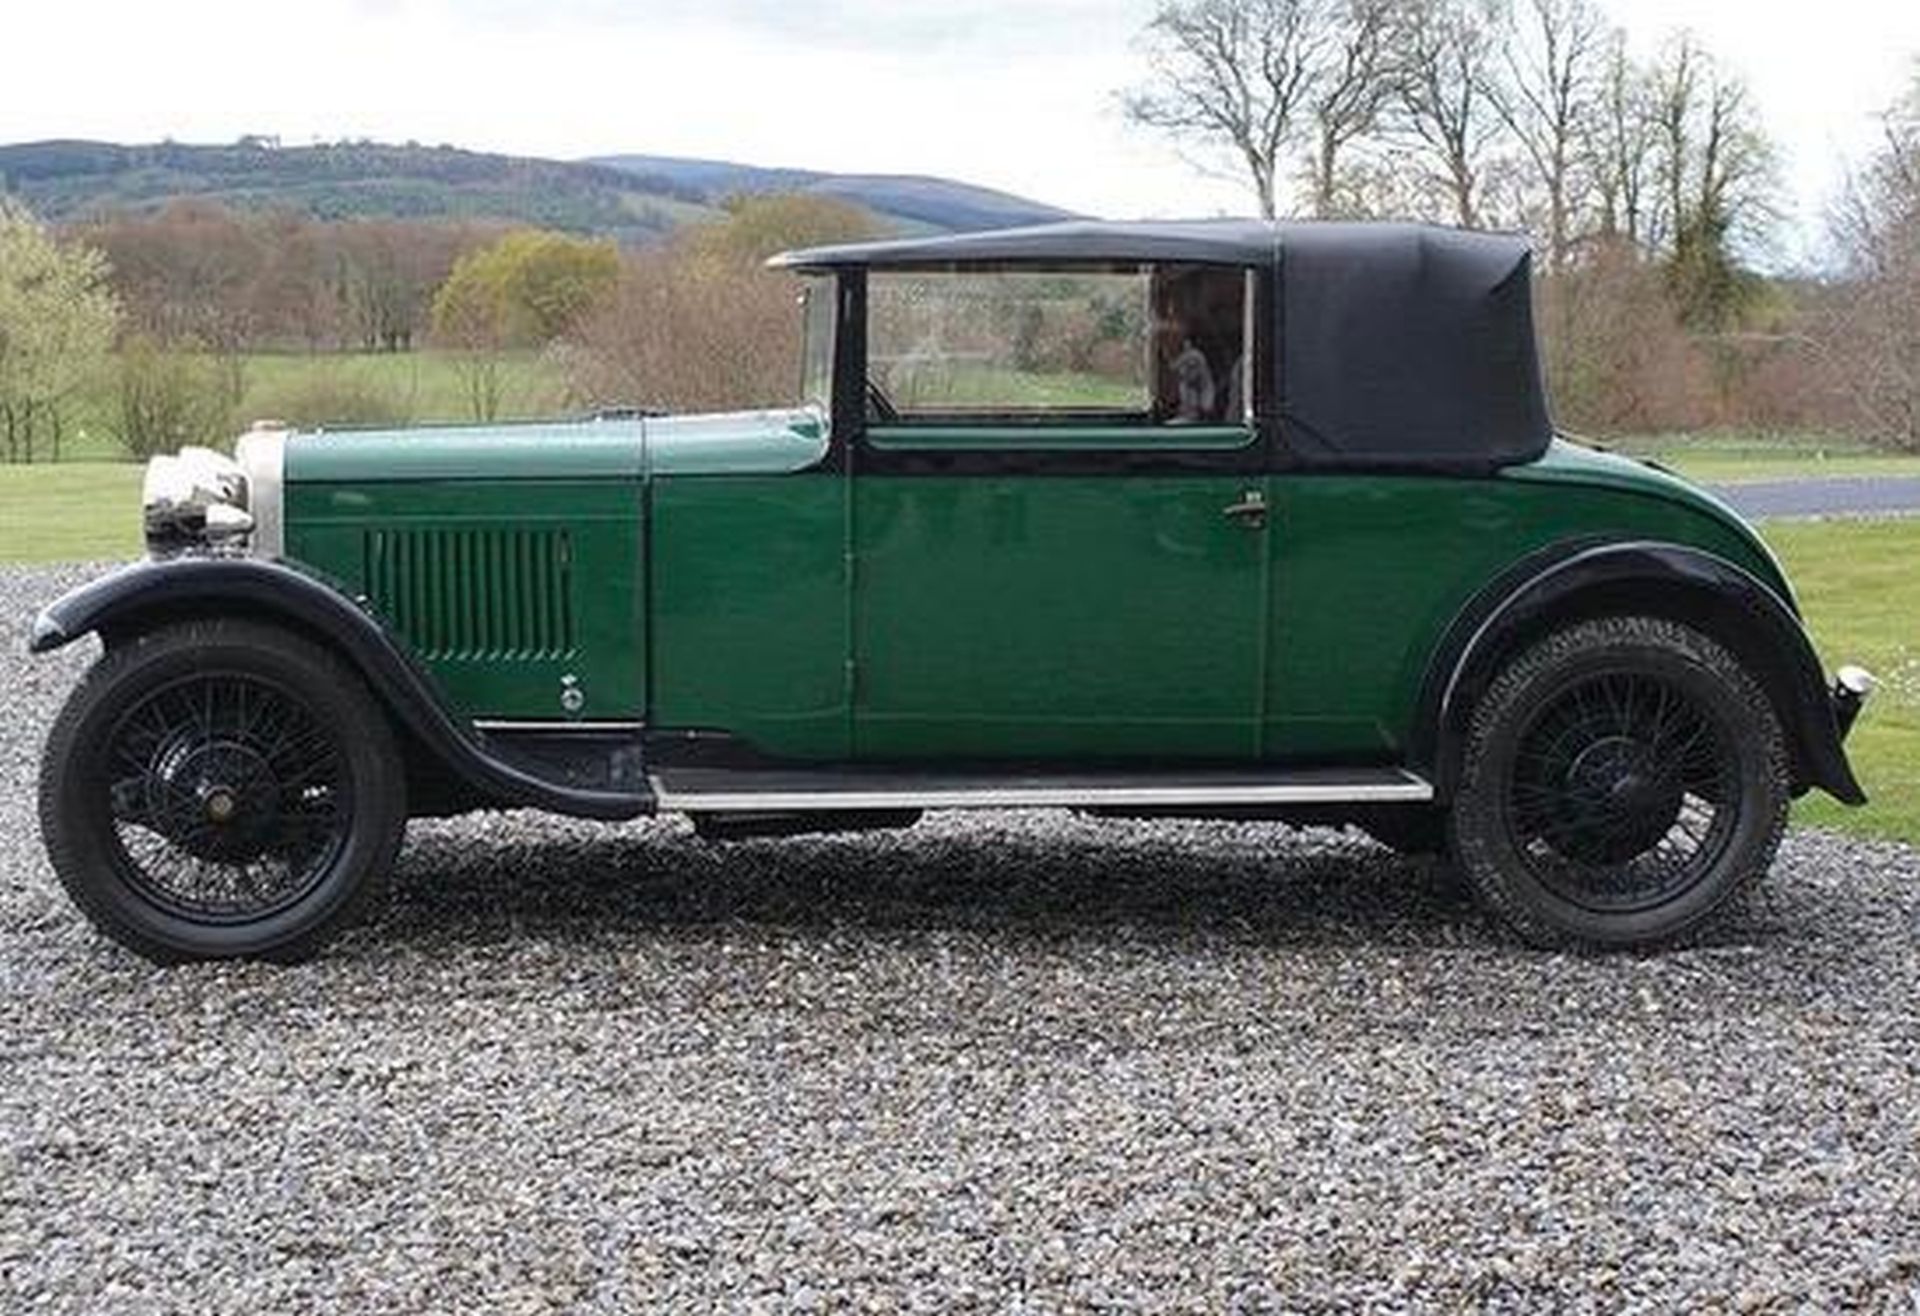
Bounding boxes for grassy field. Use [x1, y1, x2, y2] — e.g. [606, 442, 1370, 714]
[2, 455, 1911, 843]
[1768, 519, 1920, 844]
[0, 463, 143, 563]
[46, 351, 572, 462]
[1606, 432, 1920, 484]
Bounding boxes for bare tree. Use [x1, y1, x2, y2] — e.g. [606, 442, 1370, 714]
[1491, 0, 1607, 268]
[1648, 35, 1778, 329]
[1395, 0, 1508, 228]
[1124, 0, 1324, 218]
[1827, 77, 1920, 448]
[1304, 0, 1402, 216]
[1590, 33, 1657, 247]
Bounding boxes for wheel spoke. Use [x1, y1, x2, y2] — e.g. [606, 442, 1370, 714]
[101, 670, 352, 923]
[1506, 668, 1738, 913]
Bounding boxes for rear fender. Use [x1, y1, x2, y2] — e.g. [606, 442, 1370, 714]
[1415, 540, 1866, 806]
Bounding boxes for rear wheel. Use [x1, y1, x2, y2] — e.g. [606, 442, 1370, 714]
[39, 620, 406, 963]
[1451, 616, 1789, 948]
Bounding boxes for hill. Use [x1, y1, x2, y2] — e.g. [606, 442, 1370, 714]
[0, 139, 722, 240]
[588, 153, 1077, 232]
[0, 139, 1074, 238]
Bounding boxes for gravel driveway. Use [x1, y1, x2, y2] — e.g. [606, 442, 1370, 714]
[4, 562, 1918, 1312]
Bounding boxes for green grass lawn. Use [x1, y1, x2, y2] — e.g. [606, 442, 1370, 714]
[48, 350, 572, 461]
[0, 463, 143, 564]
[1764, 518, 1920, 845]
[1606, 433, 1920, 485]
[2, 458, 1912, 845]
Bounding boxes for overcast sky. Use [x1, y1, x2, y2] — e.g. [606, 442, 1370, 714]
[4, 0, 1918, 265]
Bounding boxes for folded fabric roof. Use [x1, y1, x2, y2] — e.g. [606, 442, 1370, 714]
[775, 218, 1553, 471]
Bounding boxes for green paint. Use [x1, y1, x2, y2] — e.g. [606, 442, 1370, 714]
[287, 421, 645, 483]
[644, 408, 829, 476]
[285, 479, 644, 720]
[272, 414, 1808, 768]
[648, 474, 850, 757]
[1267, 467, 1779, 757]
[851, 473, 1267, 758]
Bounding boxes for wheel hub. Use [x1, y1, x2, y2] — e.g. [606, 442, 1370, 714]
[1554, 735, 1683, 864]
[149, 735, 281, 861]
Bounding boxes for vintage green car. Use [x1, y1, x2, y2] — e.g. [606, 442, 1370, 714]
[32, 220, 1873, 962]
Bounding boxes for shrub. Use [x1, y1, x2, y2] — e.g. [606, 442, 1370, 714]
[114, 337, 240, 458]
[247, 366, 413, 429]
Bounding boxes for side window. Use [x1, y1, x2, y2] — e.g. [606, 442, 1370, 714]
[866, 265, 1250, 426]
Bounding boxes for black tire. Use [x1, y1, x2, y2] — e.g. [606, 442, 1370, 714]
[38, 620, 407, 963]
[1358, 805, 1452, 858]
[1451, 616, 1789, 949]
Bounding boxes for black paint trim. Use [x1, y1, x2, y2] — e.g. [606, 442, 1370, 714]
[29, 557, 654, 820]
[1414, 540, 1866, 806]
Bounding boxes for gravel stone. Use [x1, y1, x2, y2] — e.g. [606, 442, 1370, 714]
[3, 561, 1919, 1312]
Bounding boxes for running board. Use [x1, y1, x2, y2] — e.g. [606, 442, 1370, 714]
[649, 766, 1433, 813]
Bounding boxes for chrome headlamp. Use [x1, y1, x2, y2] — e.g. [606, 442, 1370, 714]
[142, 425, 286, 557]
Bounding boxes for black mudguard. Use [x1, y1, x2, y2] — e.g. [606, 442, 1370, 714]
[1416, 540, 1867, 806]
[29, 557, 653, 820]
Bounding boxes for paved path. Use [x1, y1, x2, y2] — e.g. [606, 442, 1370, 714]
[1710, 476, 1920, 519]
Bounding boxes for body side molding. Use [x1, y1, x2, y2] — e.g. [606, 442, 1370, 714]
[29, 557, 654, 820]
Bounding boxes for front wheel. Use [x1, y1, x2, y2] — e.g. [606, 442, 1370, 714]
[38, 620, 407, 963]
[1451, 616, 1789, 949]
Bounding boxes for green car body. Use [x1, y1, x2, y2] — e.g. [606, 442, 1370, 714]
[29, 218, 1872, 960]
[272, 416, 1784, 765]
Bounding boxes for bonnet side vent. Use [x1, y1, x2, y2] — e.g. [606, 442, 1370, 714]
[363, 527, 576, 661]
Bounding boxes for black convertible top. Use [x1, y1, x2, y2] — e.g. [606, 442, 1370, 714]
[774, 219, 1553, 470]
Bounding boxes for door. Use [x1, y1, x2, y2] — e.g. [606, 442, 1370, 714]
[848, 263, 1268, 761]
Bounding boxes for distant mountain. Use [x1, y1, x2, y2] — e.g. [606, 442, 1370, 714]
[0, 139, 723, 239]
[588, 153, 1077, 233]
[0, 138, 1075, 239]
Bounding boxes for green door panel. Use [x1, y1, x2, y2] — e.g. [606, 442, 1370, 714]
[285, 480, 644, 720]
[852, 473, 1268, 759]
[648, 475, 851, 760]
[1264, 472, 1784, 758]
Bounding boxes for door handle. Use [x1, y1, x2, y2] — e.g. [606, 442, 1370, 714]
[1223, 490, 1267, 526]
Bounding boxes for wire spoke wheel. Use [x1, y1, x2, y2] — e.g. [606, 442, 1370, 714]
[1451, 617, 1789, 949]
[41, 620, 406, 961]
[1506, 669, 1739, 914]
[101, 671, 353, 922]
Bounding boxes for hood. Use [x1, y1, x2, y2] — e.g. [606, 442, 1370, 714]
[280, 407, 828, 484]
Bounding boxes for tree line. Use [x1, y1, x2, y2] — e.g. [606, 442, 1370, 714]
[2, 12, 1917, 461]
[0, 194, 877, 461]
[1126, 0, 1920, 444]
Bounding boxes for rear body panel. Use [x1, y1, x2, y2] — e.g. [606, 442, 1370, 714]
[1270, 455, 1785, 759]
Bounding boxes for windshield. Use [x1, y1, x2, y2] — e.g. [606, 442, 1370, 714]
[799, 276, 835, 413]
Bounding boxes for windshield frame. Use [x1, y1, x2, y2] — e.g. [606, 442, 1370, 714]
[798, 275, 836, 416]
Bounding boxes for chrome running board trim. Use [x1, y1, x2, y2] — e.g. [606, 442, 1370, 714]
[650, 767, 1433, 813]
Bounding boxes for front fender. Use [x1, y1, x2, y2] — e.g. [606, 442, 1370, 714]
[30, 557, 651, 820]
[1417, 540, 1867, 807]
